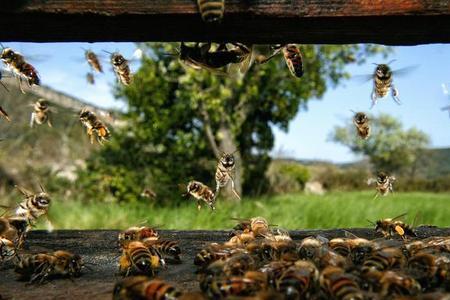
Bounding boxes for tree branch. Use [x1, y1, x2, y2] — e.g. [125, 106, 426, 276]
[199, 104, 221, 159]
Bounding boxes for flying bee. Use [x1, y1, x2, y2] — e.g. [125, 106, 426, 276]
[0, 106, 10, 122]
[215, 152, 240, 200]
[15, 250, 83, 283]
[320, 266, 365, 300]
[352, 111, 370, 140]
[143, 239, 182, 264]
[184, 180, 216, 210]
[86, 72, 95, 85]
[84, 49, 103, 73]
[105, 51, 132, 85]
[368, 171, 396, 199]
[30, 99, 52, 128]
[119, 241, 162, 276]
[113, 276, 182, 300]
[118, 226, 159, 248]
[14, 184, 52, 233]
[371, 213, 416, 240]
[79, 108, 110, 144]
[197, 0, 225, 23]
[258, 44, 304, 78]
[0, 46, 40, 93]
[179, 42, 253, 76]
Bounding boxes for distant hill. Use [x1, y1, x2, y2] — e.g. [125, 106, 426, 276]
[0, 76, 119, 192]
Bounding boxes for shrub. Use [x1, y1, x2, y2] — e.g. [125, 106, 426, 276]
[267, 161, 310, 194]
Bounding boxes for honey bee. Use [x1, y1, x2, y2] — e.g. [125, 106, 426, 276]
[184, 180, 216, 210]
[79, 108, 110, 144]
[226, 230, 255, 247]
[220, 253, 257, 276]
[0, 46, 40, 93]
[194, 243, 244, 268]
[275, 260, 319, 299]
[140, 188, 157, 200]
[86, 72, 95, 85]
[320, 266, 365, 300]
[215, 152, 240, 200]
[361, 247, 406, 273]
[143, 239, 182, 264]
[370, 63, 402, 108]
[232, 217, 269, 236]
[118, 226, 159, 248]
[30, 99, 52, 128]
[119, 241, 161, 276]
[179, 42, 252, 75]
[407, 251, 450, 289]
[14, 184, 52, 232]
[84, 49, 103, 73]
[15, 250, 83, 283]
[258, 44, 304, 78]
[0, 237, 16, 262]
[202, 271, 267, 299]
[352, 112, 370, 140]
[374, 270, 422, 297]
[197, 0, 225, 23]
[0, 216, 28, 247]
[372, 213, 416, 240]
[368, 171, 396, 199]
[107, 51, 132, 85]
[113, 276, 182, 300]
[0, 106, 11, 122]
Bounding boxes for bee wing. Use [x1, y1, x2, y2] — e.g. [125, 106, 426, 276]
[442, 83, 449, 95]
[351, 74, 373, 84]
[391, 65, 419, 77]
[367, 178, 376, 186]
[180, 60, 229, 77]
[343, 230, 359, 239]
[391, 212, 408, 221]
[15, 185, 33, 197]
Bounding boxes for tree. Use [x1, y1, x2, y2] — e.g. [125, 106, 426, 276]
[78, 43, 390, 203]
[330, 113, 430, 177]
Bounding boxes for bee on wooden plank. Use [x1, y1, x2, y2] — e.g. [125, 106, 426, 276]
[197, 0, 225, 23]
[258, 44, 304, 78]
[113, 276, 182, 300]
[119, 241, 162, 276]
[370, 213, 416, 240]
[0, 45, 40, 93]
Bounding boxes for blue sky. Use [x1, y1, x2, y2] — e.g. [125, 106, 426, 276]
[2, 42, 449, 163]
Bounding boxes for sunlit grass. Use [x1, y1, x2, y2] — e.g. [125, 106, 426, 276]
[38, 191, 450, 230]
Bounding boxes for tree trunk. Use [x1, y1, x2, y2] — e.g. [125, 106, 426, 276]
[217, 122, 242, 202]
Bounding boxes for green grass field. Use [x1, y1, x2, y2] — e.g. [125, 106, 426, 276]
[42, 191, 450, 230]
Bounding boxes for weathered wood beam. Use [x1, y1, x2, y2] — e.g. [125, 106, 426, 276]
[1, 1, 450, 45]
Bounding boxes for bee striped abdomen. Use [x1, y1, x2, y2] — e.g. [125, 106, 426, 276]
[145, 279, 182, 300]
[215, 165, 231, 188]
[374, 76, 391, 98]
[197, 0, 225, 23]
[283, 44, 304, 78]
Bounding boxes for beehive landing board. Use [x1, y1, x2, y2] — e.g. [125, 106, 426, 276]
[1, 228, 450, 300]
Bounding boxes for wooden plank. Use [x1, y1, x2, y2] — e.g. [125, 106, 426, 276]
[0, 1, 450, 44]
[1, 228, 449, 300]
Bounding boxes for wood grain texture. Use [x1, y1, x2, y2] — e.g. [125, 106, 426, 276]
[0, 227, 449, 300]
[0, 1, 450, 44]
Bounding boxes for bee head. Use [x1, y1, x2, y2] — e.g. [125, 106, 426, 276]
[35, 193, 51, 207]
[36, 99, 48, 109]
[69, 254, 83, 276]
[1, 48, 15, 60]
[377, 172, 388, 183]
[354, 112, 367, 124]
[111, 53, 125, 66]
[220, 153, 235, 168]
[375, 64, 391, 78]
[135, 257, 152, 273]
[375, 220, 384, 232]
[187, 181, 200, 193]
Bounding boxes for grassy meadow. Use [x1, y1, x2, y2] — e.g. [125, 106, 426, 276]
[37, 191, 450, 230]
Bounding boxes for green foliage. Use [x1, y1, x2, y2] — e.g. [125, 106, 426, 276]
[43, 191, 450, 230]
[330, 113, 430, 175]
[313, 165, 371, 191]
[79, 43, 391, 203]
[267, 161, 310, 194]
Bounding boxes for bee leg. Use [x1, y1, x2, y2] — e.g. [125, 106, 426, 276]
[214, 183, 220, 201]
[372, 192, 379, 200]
[230, 178, 241, 200]
[18, 77, 26, 94]
[197, 200, 202, 211]
[47, 118, 52, 128]
[370, 91, 378, 109]
[391, 86, 401, 105]
[29, 112, 35, 128]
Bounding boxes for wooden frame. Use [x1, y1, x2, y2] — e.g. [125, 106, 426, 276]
[1, 1, 450, 44]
